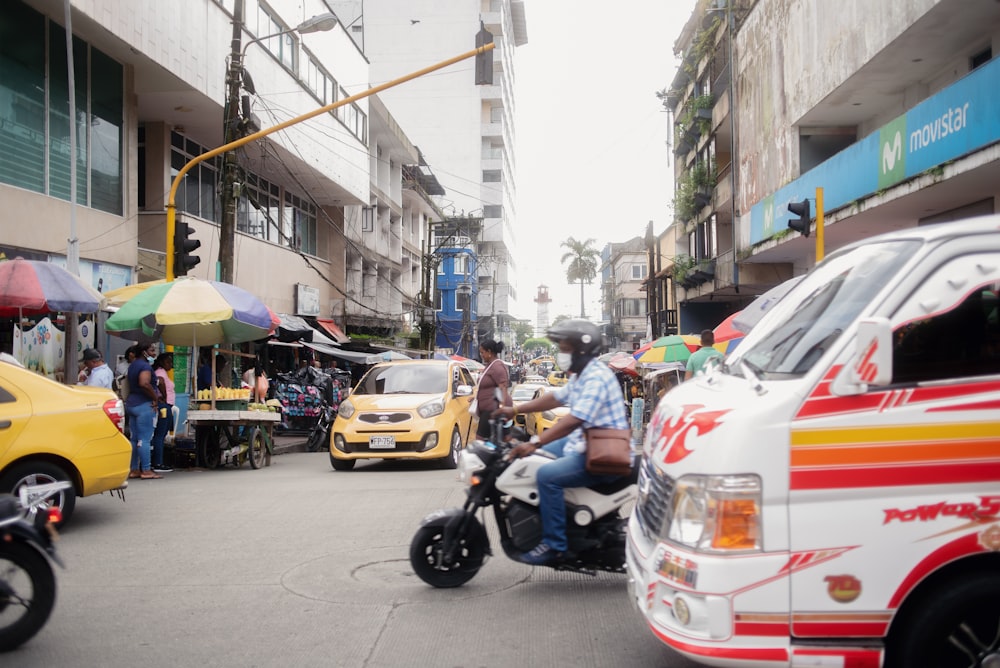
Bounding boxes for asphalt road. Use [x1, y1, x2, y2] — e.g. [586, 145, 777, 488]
[8, 451, 700, 668]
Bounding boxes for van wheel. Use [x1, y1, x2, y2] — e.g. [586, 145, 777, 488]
[0, 462, 76, 527]
[885, 571, 1000, 668]
[439, 427, 462, 470]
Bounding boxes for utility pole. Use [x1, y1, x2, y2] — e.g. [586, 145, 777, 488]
[220, 0, 244, 284]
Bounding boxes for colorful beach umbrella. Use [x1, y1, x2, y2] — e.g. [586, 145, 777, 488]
[712, 312, 746, 354]
[634, 335, 692, 364]
[104, 276, 274, 346]
[0, 257, 104, 316]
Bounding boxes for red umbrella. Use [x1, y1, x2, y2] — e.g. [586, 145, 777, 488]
[606, 352, 638, 376]
[713, 312, 746, 343]
[0, 257, 103, 317]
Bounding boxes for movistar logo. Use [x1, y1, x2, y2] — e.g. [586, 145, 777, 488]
[878, 116, 907, 188]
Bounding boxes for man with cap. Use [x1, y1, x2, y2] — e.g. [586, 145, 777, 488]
[79, 348, 114, 389]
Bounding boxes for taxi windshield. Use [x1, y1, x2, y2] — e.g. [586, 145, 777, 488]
[355, 364, 448, 395]
[728, 239, 920, 378]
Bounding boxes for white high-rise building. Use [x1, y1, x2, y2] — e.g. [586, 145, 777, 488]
[359, 0, 527, 338]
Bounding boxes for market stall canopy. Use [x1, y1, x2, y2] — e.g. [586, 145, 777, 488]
[0, 257, 104, 316]
[276, 313, 316, 342]
[315, 318, 350, 344]
[304, 342, 410, 365]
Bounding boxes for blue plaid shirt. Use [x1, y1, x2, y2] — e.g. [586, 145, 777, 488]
[552, 359, 629, 455]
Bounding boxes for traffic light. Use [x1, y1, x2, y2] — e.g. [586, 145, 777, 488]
[787, 199, 811, 237]
[475, 24, 494, 85]
[174, 221, 201, 276]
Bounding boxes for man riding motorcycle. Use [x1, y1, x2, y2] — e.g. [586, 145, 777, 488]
[493, 319, 630, 565]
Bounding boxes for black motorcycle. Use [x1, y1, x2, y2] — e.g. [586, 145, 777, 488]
[307, 400, 335, 452]
[0, 481, 71, 651]
[410, 421, 638, 588]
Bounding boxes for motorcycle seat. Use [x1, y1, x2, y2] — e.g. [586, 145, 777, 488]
[586, 464, 639, 494]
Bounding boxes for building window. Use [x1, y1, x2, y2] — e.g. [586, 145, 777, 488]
[483, 170, 501, 182]
[284, 192, 316, 254]
[171, 133, 221, 223]
[483, 204, 502, 218]
[490, 106, 503, 123]
[631, 264, 647, 280]
[254, 4, 297, 72]
[0, 2, 123, 215]
[238, 172, 280, 242]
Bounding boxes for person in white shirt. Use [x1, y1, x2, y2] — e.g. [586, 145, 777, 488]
[79, 348, 114, 389]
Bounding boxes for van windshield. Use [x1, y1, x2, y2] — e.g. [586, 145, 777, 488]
[728, 239, 920, 377]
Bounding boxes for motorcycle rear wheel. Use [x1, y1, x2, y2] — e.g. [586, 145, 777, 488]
[410, 525, 486, 588]
[0, 540, 56, 652]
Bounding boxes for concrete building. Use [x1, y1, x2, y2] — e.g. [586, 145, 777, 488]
[361, 0, 528, 342]
[0, 0, 460, 369]
[600, 237, 648, 351]
[651, 0, 1000, 338]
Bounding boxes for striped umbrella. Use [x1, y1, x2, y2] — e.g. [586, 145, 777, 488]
[105, 276, 274, 346]
[0, 257, 104, 316]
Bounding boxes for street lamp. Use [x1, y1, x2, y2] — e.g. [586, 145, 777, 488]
[241, 13, 337, 61]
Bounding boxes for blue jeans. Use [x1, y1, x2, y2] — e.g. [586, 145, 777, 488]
[536, 436, 620, 552]
[150, 403, 173, 467]
[127, 402, 155, 472]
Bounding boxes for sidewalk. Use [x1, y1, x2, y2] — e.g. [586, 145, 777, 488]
[272, 433, 310, 455]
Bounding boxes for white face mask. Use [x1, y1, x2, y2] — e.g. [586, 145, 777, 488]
[556, 352, 573, 372]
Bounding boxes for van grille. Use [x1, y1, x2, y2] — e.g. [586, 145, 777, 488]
[635, 455, 674, 540]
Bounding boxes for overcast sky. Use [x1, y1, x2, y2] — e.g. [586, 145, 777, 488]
[510, 0, 697, 324]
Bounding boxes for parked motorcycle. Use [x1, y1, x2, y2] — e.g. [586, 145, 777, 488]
[0, 481, 71, 651]
[410, 420, 638, 588]
[307, 399, 336, 452]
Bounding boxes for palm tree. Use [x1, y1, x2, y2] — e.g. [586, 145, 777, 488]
[560, 237, 600, 318]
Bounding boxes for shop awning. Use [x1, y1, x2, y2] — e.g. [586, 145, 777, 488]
[303, 341, 378, 364]
[315, 318, 350, 343]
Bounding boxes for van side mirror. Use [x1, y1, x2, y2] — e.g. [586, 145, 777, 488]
[831, 317, 893, 395]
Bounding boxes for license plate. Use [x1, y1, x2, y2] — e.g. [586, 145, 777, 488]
[369, 435, 395, 449]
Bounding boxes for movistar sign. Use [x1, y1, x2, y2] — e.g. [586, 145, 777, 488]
[750, 55, 1000, 245]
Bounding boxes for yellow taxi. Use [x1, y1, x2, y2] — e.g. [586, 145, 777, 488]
[0, 358, 131, 524]
[330, 360, 476, 471]
[524, 385, 570, 437]
[510, 384, 537, 427]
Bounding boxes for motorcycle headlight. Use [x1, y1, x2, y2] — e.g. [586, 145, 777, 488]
[338, 400, 355, 419]
[417, 398, 445, 418]
[667, 474, 761, 553]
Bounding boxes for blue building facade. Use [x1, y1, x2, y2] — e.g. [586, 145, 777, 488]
[434, 247, 478, 358]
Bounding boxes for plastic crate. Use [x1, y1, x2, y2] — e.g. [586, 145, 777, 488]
[210, 399, 248, 411]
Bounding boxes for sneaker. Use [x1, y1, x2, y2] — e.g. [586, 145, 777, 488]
[518, 542, 560, 565]
[152, 464, 173, 473]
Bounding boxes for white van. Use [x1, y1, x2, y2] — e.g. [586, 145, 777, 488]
[627, 216, 1000, 668]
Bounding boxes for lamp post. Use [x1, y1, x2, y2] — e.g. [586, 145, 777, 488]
[219, 6, 338, 283]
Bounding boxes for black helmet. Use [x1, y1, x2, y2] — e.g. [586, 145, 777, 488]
[547, 319, 604, 356]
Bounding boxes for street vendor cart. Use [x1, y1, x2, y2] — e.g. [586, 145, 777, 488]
[187, 405, 280, 469]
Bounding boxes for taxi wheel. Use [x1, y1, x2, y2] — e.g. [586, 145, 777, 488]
[329, 451, 356, 471]
[0, 462, 76, 527]
[439, 427, 461, 470]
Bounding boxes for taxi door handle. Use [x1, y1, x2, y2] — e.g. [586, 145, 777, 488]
[0, 420, 10, 429]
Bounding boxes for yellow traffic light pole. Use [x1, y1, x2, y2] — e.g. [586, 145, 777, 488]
[815, 186, 824, 262]
[165, 42, 495, 280]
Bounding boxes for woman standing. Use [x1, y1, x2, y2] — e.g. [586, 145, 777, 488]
[150, 352, 175, 473]
[474, 339, 512, 440]
[125, 342, 161, 479]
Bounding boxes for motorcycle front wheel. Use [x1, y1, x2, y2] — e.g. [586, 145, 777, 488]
[0, 540, 56, 652]
[410, 525, 486, 588]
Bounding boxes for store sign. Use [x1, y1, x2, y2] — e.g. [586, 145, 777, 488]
[296, 283, 320, 316]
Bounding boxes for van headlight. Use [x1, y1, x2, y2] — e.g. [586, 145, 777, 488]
[417, 398, 445, 418]
[338, 400, 355, 419]
[667, 474, 761, 553]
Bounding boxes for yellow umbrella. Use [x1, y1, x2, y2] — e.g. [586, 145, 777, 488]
[102, 279, 167, 309]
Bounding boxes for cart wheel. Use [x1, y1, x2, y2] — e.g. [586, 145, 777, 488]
[198, 426, 221, 469]
[248, 427, 266, 469]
